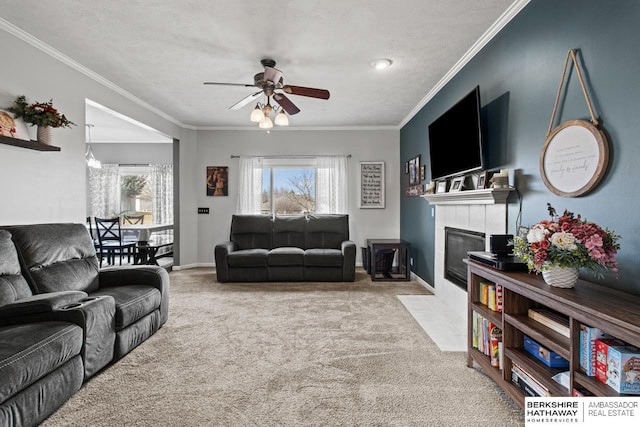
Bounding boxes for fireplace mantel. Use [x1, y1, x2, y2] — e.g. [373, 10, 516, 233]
[420, 187, 513, 205]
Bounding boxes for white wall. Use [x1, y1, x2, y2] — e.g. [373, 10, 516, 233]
[192, 129, 400, 267]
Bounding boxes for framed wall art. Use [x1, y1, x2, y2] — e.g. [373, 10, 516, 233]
[359, 161, 385, 208]
[206, 166, 228, 196]
[408, 155, 420, 185]
[0, 110, 30, 141]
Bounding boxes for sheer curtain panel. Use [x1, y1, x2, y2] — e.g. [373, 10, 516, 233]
[316, 156, 348, 214]
[236, 156, 264, 214]
[150, 164, 173, 224]
[88, 164, 120, 218]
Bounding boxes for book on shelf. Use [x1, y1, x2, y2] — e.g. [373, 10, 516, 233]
[471, 311, 502, 366]
[512, 363, 551, 397]
[478, 281, 501, 312]
[527, 308, 570, 338]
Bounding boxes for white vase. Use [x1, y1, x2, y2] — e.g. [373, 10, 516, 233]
[37, 126, 52, 145]
[542, 265, 579, 288]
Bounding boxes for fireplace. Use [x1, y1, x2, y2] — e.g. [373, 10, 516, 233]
[445, 227, 485, 291]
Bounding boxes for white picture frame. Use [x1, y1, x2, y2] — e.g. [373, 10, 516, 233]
[359, 161, 385, 208]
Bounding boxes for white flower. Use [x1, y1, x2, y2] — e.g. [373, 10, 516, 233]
[550, 232, 578, 251]
[527, 228, 547, 243]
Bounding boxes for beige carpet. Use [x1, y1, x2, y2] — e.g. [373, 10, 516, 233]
[43, 268, 523, 426]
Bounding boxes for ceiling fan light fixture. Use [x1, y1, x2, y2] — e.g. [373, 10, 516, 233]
[250, 104, 265, 122]
[371, 58, 393, 70]
[274, 110, 289, 126]
[259, 116, 273, 129]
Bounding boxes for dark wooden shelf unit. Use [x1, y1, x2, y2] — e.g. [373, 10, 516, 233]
[0, 134, 61, 151]
[466, 259, 640, 408]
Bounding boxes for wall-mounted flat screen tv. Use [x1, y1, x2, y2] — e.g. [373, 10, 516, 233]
[428, 86, 484, 181]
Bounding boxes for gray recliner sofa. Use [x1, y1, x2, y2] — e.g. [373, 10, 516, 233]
[0, 223, 170, 426]
[215, 214, 356, 282]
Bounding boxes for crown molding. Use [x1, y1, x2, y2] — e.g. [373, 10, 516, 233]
[398, 0, 531, 128]
[0, 17, 185, 129]
[195, 125, 400, 131]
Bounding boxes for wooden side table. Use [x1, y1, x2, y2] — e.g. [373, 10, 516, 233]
[366, 239, 410, 281]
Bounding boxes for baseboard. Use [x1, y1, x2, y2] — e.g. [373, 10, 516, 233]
[172, 262, 215, 271]
[411, 272, 435, 293]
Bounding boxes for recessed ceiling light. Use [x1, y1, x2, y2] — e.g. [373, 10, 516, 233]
[371, 59, 392, 70]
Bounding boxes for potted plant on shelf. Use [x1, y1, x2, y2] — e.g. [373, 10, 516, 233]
[7, 95, 75, 145]
[513, 203, 620, 288]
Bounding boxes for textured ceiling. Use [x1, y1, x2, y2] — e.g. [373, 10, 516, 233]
[1, 0, 517, 131]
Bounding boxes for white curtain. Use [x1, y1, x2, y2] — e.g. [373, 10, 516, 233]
[316, 156, 348, 214]
[150, 164, 173, 224]
[88, 164, 120, 218]
[236, 156, 264, 214]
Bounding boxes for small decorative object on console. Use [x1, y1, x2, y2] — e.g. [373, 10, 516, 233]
[513, 203, 620, 287]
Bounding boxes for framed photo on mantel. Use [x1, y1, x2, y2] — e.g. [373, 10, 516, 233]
[359, 161, 385, 208]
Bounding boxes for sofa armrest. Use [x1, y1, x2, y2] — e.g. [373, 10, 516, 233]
[98, 265, 170, 326]
[0, 290, 88, 320]
[214, 241, 237, 283]
[341, 240, 357, 281]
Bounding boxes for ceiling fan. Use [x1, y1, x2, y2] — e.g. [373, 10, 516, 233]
[203, 59, 330, 127]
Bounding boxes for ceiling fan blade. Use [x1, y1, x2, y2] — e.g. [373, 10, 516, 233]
[203, 82, 255, 87]
[273, 93, 301, 115]
[229, 91, 263, 110]
[264, 66, 283, 84]
[282, 85, 330, 100]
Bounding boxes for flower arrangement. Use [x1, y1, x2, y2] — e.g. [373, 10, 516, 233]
[7, 95, 75, 128]
[513, 203, 620, 276]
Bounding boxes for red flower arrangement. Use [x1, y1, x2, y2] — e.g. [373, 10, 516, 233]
[7, 95, 75, 128]
[513, 204, 620, 276]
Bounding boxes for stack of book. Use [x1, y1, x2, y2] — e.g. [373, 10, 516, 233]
[511, 363, 551, 397]
[527, 308, 570, 337]
[479, 281, 502, 312]
[471, 311, 503, 369]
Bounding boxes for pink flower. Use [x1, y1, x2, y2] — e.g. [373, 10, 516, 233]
[585, 234, 603, 250]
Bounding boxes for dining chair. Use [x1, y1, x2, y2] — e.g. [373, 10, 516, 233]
[86, 216, 102, 263]
[123, 214, 145, 225]
[94, 217, 137, 267]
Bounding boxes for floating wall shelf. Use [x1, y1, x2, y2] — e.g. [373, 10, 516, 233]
[420, 187, 513, 205]
[0, 135, 61, 152]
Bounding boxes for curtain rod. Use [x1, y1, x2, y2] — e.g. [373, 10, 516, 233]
[119, 163, 150, 167]
[230, 154, 351, 159]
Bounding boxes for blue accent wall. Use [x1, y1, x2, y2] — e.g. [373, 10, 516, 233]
[401, 0, 640, 294]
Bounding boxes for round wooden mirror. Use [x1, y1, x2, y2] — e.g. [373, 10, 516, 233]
[539, 120, 609, 197]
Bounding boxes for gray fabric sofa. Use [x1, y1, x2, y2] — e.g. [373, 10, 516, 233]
[0, 224, 170, 426]
[215, 214, 356, 282]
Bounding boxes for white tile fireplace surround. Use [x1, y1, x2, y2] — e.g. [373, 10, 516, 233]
[421, 188, 512, 320]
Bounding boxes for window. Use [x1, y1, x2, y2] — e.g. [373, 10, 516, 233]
[119, 166, 153, 222]
[262, 159, 316, 215]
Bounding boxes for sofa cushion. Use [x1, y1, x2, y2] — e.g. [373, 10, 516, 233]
[268, 247, 305, 266]
[305, 215, 349, 249]
[90, 285, 161, 330]
[3, 224, 99, 294]
[230, 215, 272, 250]
[0, 321, 83, 404]
[304, 249, 344, 267]
[227, 249, 269, 268]
[272, 216, 306, 249]
[0, 230, 34, 306]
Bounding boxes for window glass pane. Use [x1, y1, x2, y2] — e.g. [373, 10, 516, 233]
[272, 168, 316, 215]
[120, 168, 152, 223]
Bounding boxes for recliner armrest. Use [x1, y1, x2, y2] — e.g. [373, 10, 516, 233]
[0, 290, 88, 320]
[98, 265, 170, 326]
[341, 240, 357, 281]
[214, 241, 238, 283]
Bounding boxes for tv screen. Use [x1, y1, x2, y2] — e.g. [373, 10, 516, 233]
[428, 86, 484, 181]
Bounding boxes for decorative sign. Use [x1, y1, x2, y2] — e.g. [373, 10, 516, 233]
[359, 161, 385, 208]
[540, 120, 609, 197]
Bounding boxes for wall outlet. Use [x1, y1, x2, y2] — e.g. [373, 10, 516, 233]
[197, 207, 209, 214]
[410, 257, 414, 266]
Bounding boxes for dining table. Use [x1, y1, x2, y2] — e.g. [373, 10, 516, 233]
[120, 223, 173, 243]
